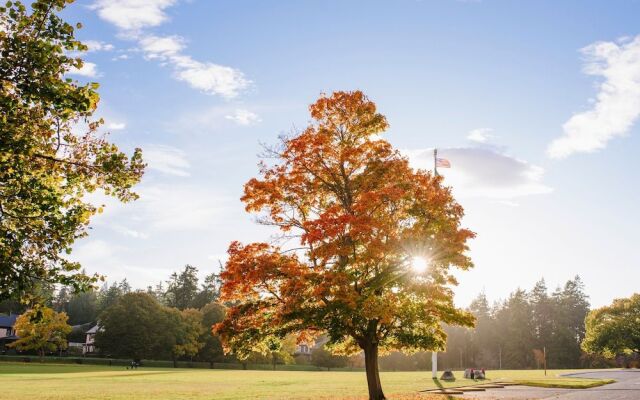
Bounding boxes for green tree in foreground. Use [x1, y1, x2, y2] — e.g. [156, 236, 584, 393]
[582, 293, 640, 357]
[215, 91, 475, 400]
[9, 307, 71, 360]
[96, 293, 176, 360]
[0, 0, 144, 303]
[197, 302, 225, 367]
[171, 308, 205, 365]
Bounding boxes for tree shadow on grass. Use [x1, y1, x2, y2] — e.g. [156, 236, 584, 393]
[429, 378, 458, 400]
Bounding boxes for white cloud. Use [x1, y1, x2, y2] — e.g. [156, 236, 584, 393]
[144, 144, 190, 176]
[68, 62, 99, 77]
[86, 183, 232, 232]
[92, 0, 177, 31]
[467, 128, 494, 143]
[225, 109, 261, 126]
[139, 35, 250, 98]
[548, 35, 640, 158]
[84, 40, 115, 52]
[108, 122, 126, 130]
[405, 147, 551, 200]
[71, 239, 116, 264]
[113, 225, 149, 239]
[134, 184, 230, 231]
[92, 2, 251, 98]
[139, 35, 184, 59]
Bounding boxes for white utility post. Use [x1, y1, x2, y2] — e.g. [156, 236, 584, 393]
[431, 351, 438, 378]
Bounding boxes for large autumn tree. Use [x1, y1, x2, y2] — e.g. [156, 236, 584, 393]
[0, 0, 144, 303]
[215, 91, 475, 399]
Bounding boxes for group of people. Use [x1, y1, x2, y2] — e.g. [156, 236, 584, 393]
[127, 361, 140, 370]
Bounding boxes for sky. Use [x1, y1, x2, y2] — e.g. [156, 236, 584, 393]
[60, 0, 640, 308]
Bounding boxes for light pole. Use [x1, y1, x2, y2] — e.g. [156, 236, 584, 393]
[432, 351, 438, 379]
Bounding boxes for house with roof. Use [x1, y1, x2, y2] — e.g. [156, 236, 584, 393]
[0, 314, 19, 353]
[83, 324, 100, 355]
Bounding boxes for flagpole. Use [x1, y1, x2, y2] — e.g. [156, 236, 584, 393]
[434, 148, 438, 177]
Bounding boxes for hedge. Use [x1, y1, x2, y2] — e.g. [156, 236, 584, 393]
[0, 355, 358, 371]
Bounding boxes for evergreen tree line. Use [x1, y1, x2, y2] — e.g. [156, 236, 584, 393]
[1, 272, 603, 370]
[439, 276, 593, 370]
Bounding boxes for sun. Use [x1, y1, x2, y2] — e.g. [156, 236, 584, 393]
[411, 256, 429, 273]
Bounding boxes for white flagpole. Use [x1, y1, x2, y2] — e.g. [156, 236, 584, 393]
[433, 148, 438, 177]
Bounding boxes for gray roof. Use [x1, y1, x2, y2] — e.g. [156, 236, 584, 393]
[0, 314, 18, 328]
[86, 324, 101, 334]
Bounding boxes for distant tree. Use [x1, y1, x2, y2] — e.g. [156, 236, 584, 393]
[165, 265, 199, 310]
[96, 293, 176, 360]
[52, 287, 71, 313]
[66, 290, 97, 325]
[10, 307, 71, 360]
[582, 293, 640, 357]
[312, 346, 349, 371]
[191, 273, 221, 309]
[197, 302, 226, 367]
[215, 91, 475, 400]
[530, 279, 552, 345]
[0, 0, 144, 303]
[550, 276, 589, 368]
[467, 292, 497, 367]
[96, 280, 130, 315]
[495, 289, 534, 369]
[0, 298, 25, 315]
[146, 281, 166, 304]
[172, 308, 205, 365]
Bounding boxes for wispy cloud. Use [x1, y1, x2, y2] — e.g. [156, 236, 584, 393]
[225, 109, 261, 126]
[144, 144, 191, 177]
[548, 35, 640, 158]
[92, 1, 251, 98]
[86, 182, 232, 233]
[84, 40, 114, 52]
[68, 62, 99, 77]
[107, 122, 126, 130]
[405, 146, 551, 200]
[113, 225, 149, 239]
[467, 128, 494, 143]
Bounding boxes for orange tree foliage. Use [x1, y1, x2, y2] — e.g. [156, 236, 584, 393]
[214, 91, 475, 399]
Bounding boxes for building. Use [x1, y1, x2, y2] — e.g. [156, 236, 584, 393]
[0, 314, 19, 353]
[83, 324, 100, 355]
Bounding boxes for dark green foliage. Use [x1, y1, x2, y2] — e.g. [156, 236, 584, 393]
[191, 273, 221, 309]
[95, 292, 178, 360]
[439, 276, 590, 370]
[311, 346, 348, 371]
[164, 265, 200, 310]
[196, 302, 225, 364]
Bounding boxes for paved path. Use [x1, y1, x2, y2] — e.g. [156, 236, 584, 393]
[459, 370, 640, 400]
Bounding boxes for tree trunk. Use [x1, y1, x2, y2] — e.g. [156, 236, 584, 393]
[272, 353, 277, 370]
[363, 341, 385, 400]
[39, 349, 44, 363]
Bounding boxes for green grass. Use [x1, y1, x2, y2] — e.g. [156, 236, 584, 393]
[0, 363, 614, 399]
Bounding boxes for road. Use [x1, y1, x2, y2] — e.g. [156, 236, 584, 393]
[460, 370, 640, 400]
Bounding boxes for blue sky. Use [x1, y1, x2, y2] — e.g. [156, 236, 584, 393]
[63, 0, 640, 308]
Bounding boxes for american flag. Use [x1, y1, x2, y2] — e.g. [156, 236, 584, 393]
[436, 157, 451, 168]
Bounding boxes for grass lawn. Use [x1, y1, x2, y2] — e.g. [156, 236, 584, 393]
[0, 363, 614, 399]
